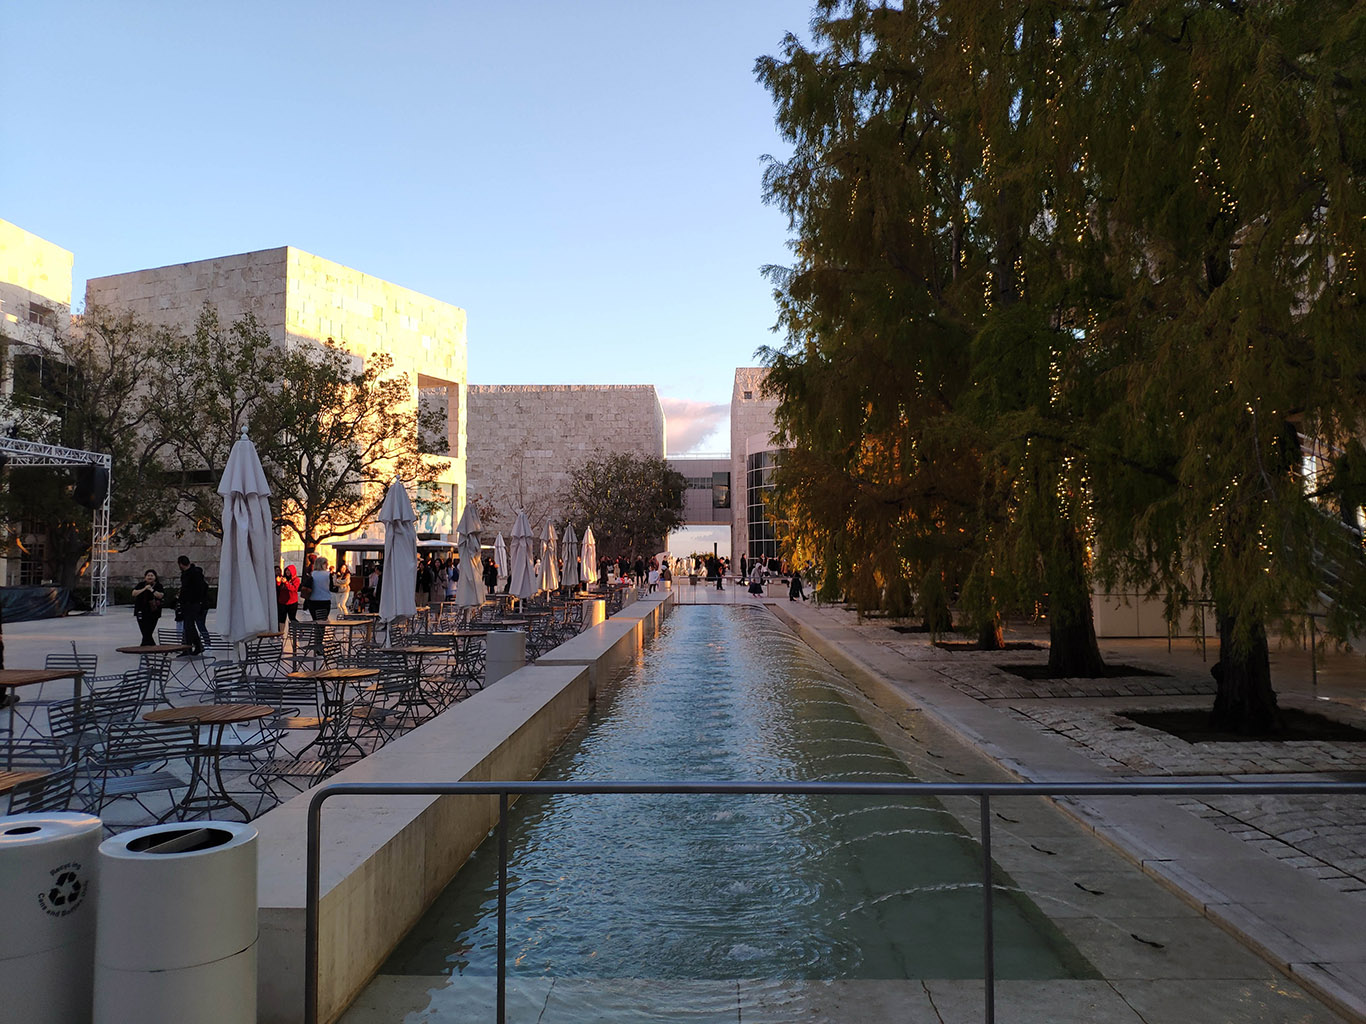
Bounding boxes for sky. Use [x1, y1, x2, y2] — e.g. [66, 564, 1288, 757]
[3, 1, 812, 456]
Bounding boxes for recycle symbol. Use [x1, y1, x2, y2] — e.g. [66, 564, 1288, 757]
[47, 871, 82, 908]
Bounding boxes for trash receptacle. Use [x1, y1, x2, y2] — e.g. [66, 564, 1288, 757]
[485, 629, 527, 685]
[0, 812, 102, 1024]
[94, 822, 257, 1024]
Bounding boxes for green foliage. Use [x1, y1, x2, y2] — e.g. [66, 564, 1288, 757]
[757, 1, 1366, 710]
[563, 450, 685, 564]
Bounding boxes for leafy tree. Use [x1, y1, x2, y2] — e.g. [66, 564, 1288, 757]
[563, 450, 685, 564]
[758, 1, 1366, 729]
[155, 307, 450, 553]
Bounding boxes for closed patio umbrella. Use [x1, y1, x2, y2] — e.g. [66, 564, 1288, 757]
[509, 511, 537, 599]
[216, 428, 275, 645]
[560, 523, 581, 588]
[540, 521, 560, 592]
[455, 502, 486, 607]
[494, 532, 508, 592]
[379, 478, 418, 624]
[581, 526, 599, 586]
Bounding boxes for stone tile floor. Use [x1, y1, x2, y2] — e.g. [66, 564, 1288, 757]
[808, 606, 1366, 904]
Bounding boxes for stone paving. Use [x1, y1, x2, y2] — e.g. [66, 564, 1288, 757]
[795, 607, 1366, 904]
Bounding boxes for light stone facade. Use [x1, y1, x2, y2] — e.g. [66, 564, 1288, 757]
[729, 367, 782, 561]
[465, 384, 665, 537]
[86, 246, 467, 581]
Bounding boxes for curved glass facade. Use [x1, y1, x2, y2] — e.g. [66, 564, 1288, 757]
[746, 450, 780, 560]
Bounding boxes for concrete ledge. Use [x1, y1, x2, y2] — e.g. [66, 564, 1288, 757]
[255, 661, 591, 1024]
[537, 593, 672, 697]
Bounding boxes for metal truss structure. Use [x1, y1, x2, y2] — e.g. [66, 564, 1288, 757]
[0, 436, 113, 613]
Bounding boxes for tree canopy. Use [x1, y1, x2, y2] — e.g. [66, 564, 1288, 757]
[563, 450, 685, 564]
[757, 0, 1366, 730]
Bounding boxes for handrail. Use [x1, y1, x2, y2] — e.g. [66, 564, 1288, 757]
[305, 778, 1366, 1024]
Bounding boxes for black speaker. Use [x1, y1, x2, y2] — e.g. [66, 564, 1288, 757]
[72, 464, 108, 509]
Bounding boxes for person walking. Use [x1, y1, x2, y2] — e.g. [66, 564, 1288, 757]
[333, 563, 352, 614]
[277, 564, 301, 637]
[483, 556, 498, 593]
[748, 560, 765, 597]
[176, 555, 209, 656]
[132, 569, 165, 646]
[788, 569, 806, 601]
[305, 556, 335, 621]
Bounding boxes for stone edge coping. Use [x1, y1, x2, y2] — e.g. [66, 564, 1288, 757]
[767, 601, 1366, 1024]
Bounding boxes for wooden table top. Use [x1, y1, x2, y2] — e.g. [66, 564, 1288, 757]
[144, 704, 276, 725]
[117, 645, 191, 655]
[287, 666, 380, 681]
[452, 629, 488, 637]
[321, 619, 374, 629]
[252, 631, 286, 639]
[0, 769, 49, 794]
[492, 620, 528, 628]
[381, 645, 449, 656]
[0, 668, 85, 688]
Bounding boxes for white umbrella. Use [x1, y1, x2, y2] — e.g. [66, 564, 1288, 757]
[509, 511, 537, 599]
[379, 478, 418, 623]
[455, 502, 486, 607]
[540, 521, 560, 592]
[581, 526, 599, 586]
[494, 532, 508, 592]
[216, 428, 275, 645]
[560, 523, 581, 588]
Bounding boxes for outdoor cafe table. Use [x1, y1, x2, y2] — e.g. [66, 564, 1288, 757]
[143, 703, 276, 822]
[380, 645, 451, 707]
[117, 644, 192, 705]
[0, 668, 86, 762]
[322, 617, 376, 657]
[285, 666, 379, 765]
[0, 769, 48, 794]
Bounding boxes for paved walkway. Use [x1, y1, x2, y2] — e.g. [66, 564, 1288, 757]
[765, 597, 1366, 1021]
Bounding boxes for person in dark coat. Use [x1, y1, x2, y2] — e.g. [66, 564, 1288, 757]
[177, 555, 209, 655]
[132, 569, 164, 646]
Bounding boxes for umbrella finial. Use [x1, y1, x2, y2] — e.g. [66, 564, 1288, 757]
[240, 425, 249, 438]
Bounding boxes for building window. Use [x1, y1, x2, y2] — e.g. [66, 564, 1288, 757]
[742, 390, 753, 400]
[745, 451, 779, 559]
[712, 471, 730, 509]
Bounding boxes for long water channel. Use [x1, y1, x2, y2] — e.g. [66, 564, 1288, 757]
[351, 605, 1093, 1021]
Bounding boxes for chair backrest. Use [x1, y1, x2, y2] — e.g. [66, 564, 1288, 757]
[2, 737, 78, 770]
[98, 720, 193, 770]
[157, 626, 185, 646]
[253, 676, 321, 714]
[210, 662, 252, 703]
[8, 762, 80, 813]
[245, 635, 284, 669]
[44, 652, 98, 675]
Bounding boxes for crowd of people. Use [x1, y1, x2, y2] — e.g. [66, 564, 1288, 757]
[133, 546, 820, 648]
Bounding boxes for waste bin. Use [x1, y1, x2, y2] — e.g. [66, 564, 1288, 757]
[485, 629, 527, 685]
[94, 822, 257, 1024]
[0, 812, 102, 1024]
[579, 597, 606, 630]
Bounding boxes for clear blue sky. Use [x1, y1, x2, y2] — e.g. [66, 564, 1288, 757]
[3, 1, 810, 454]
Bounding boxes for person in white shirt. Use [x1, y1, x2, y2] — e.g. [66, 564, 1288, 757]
[305, 556, 335, 621]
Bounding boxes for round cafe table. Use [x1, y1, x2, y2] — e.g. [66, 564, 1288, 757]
[286, 666, 380, 766]
[118, 644, 192, 705]
[143, 704, 276, 821]
[0, 668, 87, 762]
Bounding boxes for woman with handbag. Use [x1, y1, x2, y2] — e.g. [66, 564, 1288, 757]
[132, 569, 165, 646]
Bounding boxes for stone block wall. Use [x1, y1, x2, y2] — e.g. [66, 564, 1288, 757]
[86, 246, 468, 588]
[465, 384, 666, 536]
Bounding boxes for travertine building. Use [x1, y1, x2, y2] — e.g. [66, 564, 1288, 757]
[86, 246, 468, 575]
[464, 384, 665, 537]
[729, 367, 782, 561]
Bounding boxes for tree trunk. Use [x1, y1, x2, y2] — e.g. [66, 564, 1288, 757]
[1209, 610, 1281, 735]
[1046, 524, 1106, 676]
[977, 616, 1004, 650]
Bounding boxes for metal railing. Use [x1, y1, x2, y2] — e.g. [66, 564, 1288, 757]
[305, 779, 1366, 1024]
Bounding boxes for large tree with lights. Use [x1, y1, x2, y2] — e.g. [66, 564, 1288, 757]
[758, 0, 1366, 727]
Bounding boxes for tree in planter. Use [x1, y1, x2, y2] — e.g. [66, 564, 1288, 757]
[254, 340, 450, 555]
[756, 2, 1109, 660]
[152, 307, 280, 537]
[562, 451, 685, 565]
[0, 307, 179, 588]
[155, 310, 450, 554]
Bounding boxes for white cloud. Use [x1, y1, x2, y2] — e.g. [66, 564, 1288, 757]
[660, 397, 729, 454]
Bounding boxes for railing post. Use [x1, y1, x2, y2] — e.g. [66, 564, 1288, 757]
[498, 791, 509, 1024]
[305, 793, 323, 1024]
[981, 795, 995, 1024]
